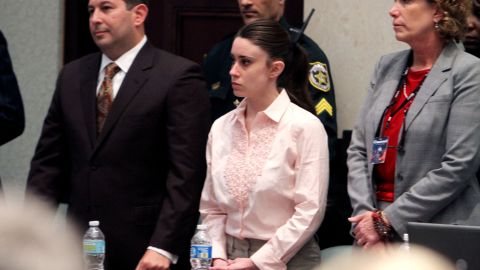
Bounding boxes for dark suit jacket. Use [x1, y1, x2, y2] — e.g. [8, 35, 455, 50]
[27, 42, 210, 270]
[0, 30, 24, 146]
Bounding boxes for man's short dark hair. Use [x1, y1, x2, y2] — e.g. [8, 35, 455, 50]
[124, 0, 149, 9]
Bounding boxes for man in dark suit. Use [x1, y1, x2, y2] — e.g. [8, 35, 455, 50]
[0, 30, 25, 193]
[26, 1, 210, 269]
[0, 30, 25, 146]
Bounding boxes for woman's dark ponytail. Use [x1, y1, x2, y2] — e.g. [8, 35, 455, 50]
[236, 19, 315, 114]
[279, 43, 315, 114]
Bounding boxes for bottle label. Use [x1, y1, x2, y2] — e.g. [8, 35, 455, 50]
[83, 239, 105, 254]
[190, 244, 212, 259]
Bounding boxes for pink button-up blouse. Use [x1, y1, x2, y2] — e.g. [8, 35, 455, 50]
[200, 90, 329, 270]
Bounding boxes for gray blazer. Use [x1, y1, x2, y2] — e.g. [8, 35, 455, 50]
[347, 42, 480, 235]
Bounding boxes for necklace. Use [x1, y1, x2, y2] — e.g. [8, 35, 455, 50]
[403, 69, 430, 99]
[402, 68, 410, 99]
[403, 81, 409, 99]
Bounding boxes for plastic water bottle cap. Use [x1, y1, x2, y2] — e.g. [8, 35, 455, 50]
[403, 233, 409, 242]
[197, 224, 208, 230]
[89, 220, 100, 226]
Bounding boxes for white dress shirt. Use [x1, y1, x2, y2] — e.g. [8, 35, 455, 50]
[200, 90, 329, 270]
[96, 36, 147, 97]
[96, 35, 178, 264]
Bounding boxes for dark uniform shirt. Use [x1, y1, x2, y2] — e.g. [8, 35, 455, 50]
[202, 17, 337, 156]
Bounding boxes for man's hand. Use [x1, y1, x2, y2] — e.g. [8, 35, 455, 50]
[348, 211, 381, 249]
[135, 250, 171, 270]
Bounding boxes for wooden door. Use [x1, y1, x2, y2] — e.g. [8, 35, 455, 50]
[64, 0, 304, 64]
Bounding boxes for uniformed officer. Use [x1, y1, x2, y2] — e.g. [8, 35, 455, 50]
[202, 0, 354, 249]
[203, 1, 337, 156]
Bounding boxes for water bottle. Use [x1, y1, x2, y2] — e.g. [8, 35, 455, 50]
[400, 233, 410, 252]
[190, 224, 212, 270]
[83, 220, 106, 270]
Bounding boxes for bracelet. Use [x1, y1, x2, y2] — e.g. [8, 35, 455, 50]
[371, 210, 394, 241]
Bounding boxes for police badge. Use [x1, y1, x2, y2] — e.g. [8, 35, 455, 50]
[308, 62, 331, 92]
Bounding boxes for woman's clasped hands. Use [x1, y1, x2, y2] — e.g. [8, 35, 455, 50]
[209, 258, 258, 270]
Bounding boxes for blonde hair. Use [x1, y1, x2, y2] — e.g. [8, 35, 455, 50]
[316, 245, 455, 270]
[0, 196, 84, 270]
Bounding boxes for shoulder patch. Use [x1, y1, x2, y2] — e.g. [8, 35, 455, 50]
[315, 98, 333, 116]
[309, 62, 331, 92]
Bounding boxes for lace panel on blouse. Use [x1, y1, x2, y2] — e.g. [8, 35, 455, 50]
[224, 119, 277, 209]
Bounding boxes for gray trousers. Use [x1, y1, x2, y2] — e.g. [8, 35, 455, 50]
[226, 235, 321, 270]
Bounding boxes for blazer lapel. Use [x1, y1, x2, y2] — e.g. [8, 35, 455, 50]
[80, 54, 102, 149]
[370, 54, 409, 138]
[404, 42, 456, 131]
[94, 42, 154, 148]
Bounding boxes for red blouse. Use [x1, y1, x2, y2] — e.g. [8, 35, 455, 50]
[375, 68, 430, 202]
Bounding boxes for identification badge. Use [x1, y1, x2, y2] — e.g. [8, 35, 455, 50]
[371, 137, 389, 164]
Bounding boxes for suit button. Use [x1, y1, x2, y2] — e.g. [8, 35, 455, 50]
[397, 174, 403, 181]
[91, 165, 98, 171]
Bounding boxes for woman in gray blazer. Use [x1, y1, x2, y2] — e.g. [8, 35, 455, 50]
[347, 0, 480, 248]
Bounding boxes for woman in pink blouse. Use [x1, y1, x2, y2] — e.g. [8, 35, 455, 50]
[200, 19, 329, 270]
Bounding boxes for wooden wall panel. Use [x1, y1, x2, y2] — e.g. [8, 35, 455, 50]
[64, 0, 303, 64]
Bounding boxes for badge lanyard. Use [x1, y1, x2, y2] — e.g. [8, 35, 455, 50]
[371, 67, 428, 164]
[380, 68, 427, 137]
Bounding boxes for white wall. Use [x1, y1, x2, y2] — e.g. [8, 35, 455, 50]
[305, 0, 407, 137]
[0, 0, 409, 202]
[0, 1, 63, 202]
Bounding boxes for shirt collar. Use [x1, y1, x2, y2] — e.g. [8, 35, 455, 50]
[99, 35, 147, 74]
[235, 89, 290, 123]
[264, 89, 290, 122]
